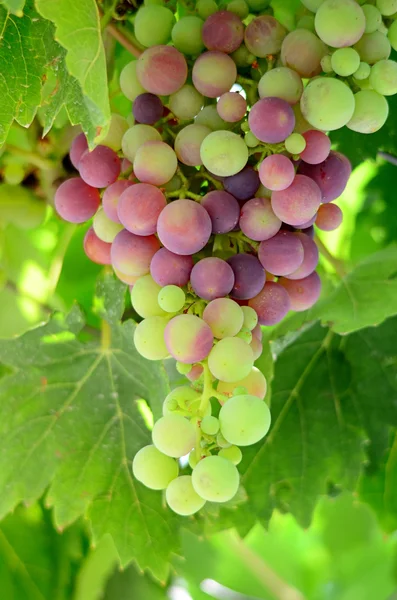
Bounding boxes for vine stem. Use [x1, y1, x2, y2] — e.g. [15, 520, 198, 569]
[199, 362, 213, 416]
[314, 235, 347, 278]
[106, 22, 143, 57]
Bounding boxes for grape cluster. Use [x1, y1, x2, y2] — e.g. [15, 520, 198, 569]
[55, 0, 397, 515]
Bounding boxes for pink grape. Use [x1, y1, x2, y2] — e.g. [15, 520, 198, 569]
[133, 141, 178, 186]
[217, 367, 267, 400]
[203, 298, 244, 338]
[301, 225, 315, 239]
[248, 281, 291, 325]
[102, 180, 134, 223]
[133, 93, 163, 125]
[55, 177, 100, 223]
[186, 364, 204, 382]
[117, 183, 166, 236]
[165, 314, 214, 363]
[316, 203, 343, 231]
[150, 248, 193, 287]
[113, 268, 140, 286]
[174, 124, 211, 166]
[217, 92, 247, 122]
[223, 166, 260, 201]
[284, 232, 319, 280]
[239, 197, 282, 241]
[281, 29, 327, 78]
[279, 271, 321, 311]
[258, 231, 304, 276]
[271, 174, 322, 226]
[79, 146, 121, 188]
[244, 15, 287, 57]
[248, 98, 295, 144]
[227, 254, 266, 300]
[111, 229, 160, 276]
[157, 199, 212, 255]
[190, 257, 235, 300]
[192, 51, 237, 98]
[300, 130, 331, 165]
[259, 154, 295, 191]
[136, 45, 188, 95]
[201, 190, 240, 234]
[202, 11, 244, 53]
[250, 336, 263, 360]
[252, 324, 262, 341]
[84, 227, 112, 265]
[298, 151, 352, 203]
[297, 216, 317, 229]
[69, 133, 88, 169]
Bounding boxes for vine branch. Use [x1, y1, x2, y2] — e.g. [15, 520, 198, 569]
[106, 22, 143, 57]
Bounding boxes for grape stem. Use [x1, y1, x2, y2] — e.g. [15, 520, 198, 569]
[198, 361, 213, 417]
[314, 235, 347, 278]
[378, 151, 397, 166]
[106, 22, 143, 57]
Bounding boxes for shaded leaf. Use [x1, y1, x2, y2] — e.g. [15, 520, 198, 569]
[0, 0, 24, 15]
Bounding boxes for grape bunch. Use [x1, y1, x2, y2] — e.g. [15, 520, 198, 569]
[54, 0, 397, 515]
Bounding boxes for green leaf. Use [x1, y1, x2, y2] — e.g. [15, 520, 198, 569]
[0, 0, 24, 15]
[314, 246, 397, 334]
[0, 274, 176, 582]
[35, 0, 110, 142]
[74, 534, 119, 600]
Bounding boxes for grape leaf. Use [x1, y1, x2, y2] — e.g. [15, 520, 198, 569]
[241, 317, 397, 526]
[314, 246, 397, 334]
[0, 275, 177, 582]
[0, 0, 24, 15]
[35, 0, 110, 141]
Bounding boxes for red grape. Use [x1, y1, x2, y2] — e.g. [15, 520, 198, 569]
[111, 229, 160, 276]
[117, 183, 166, 235]
[271, 174, 322, 226]
[55, 177, 100, 223]
[157, 199, 212, 255]
[79, 146, 121, 188]
[258, 230, 305, 276]
[249, 97, 295, 144]
[84, 227, 112, 265]
[249, 281, 291, 325]
[190, 257, 235, 300]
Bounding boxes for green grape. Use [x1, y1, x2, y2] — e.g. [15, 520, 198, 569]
[93, 208, 123, 243]
[134, 316, 169, 360]
[3, 163, 24, 185]
[285, 133, 306, 154]
[301, 0, 325, 10]
[241, 306, 258, 331]
[127, 114, 135, 128]
[258, 67, 304, 105]
[300, 78, 355, 130]
[169, 85, 204, 121]
[219, 445, 242, 465]
[354, 31, 391, 64]
[197, 0, 218, 19]
[363, 4, 382, 32]
[203, 298, 244, 339]
[97, 113, 129, 152]
[119, 61, 146, 102]
[201, 415, 220, 436]
[134, 5, 175, 47]
[200, 131, 248, 177]
[376, 0, 397, 15]
[158, 285, 186, 313]
[192, 455, 239, 502]
[245, 131, 260, 148]
[152, 414, 196, 457]
[354, 61, 371, 79]
[241, 121, 250, 133]
[217, 432, 231, 448]
[347, 89, 389, 133]
[219, 394, 271, 446]
[331, 47, 360, 76]
[195, 105, 230, 131]
[236, 328, 253, 344]
[189, 451, 199, 469]
[388, 19, 397, 52]
[227, 0, 249, 19]
[122, 125, 162, 163]
[315, 0, 366, 48]
[296, 15, 316, 32]
[172, 16, 205, 55]
[166, 475, 206, 515]
[246, 0, 270, 10]
[145, 0, 164, 4]
[320, 54, 333, 73]
[231, 44, 256, 68]
[176, 362, 192, 375]
[163, 386, 202, 415]
[208, 337, 254, 383]
[231, 386, 248, 396]
[132, 445, 179, 489]
[131, 275, 167, 319]
[369, 59, 397, 95]
[164, 174, 182, 193]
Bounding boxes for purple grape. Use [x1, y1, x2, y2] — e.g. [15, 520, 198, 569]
[111, 229, 160, 276]
[249, 281, 291, 325]
[227, 254, 266, 300]
[202, 10, 244, 54]
[298, 151, 352, 203]
[279, 271, 321, 311]
[69, 133, 88, 169]
[201, 190, 240, 234]
[136, 45, 188, 96]
[79, 145, 121, 188]
[223, 166, 260, 201]
[300, 130, 331, 165]
[117, 183, 166, 236]
[55, 177, 100, 223]
[296, 215, 317, 228]
[150, 247, 193, 287]
[301, 225, 314, 239]
[190, 257, 235, 300]
[84, 227, 112, 265]
[315, 203, 343, 231]
[165, 314, 214, 363]
[157, 199, 212, 255]
[239, 197, 281, 241]
[258, 231, 304, 276]
[102, 180, 135, 223]
[271, 174, 322, 226]
[284, 232, 318, 280]
[133, 93, 163, 125]
[248, 97, 295, 144]
[259, 154, 295, 192]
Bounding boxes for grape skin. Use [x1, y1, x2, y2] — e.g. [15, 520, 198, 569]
[157, 199, 212, 255]
[165, 314, 214, 363]
[315, 0, 365, 48]
[227, 253, 266, 300]
[166, 475, 206, 515]
[169, 84, 204, 120]
[217, 92, 247, 123]
[248, 281, 291, 326]
[120, 61, 146, 101]
[279, 271, 322, 311]
[217, 367, 267, 400]
[93, 208, 123, 243]
[201, 190, 240, 234]
[300, 78, 355, 131]
[244, 15, 287, 57]
[203, 298, 244, 339]
[316, 203, 343, 231]
[102, 180, 134, 224]
[133, 445, 179, 490]
[258, 231, 305, 276]
[300, 130, 331, 165]
[137, 45, 188, 95]
[192, 455, 240, 502]
[69, 133, 88, 169]
[55, 178, 100, 223]
[111, 229, 160, 276]
[249, 97, 295, 144]
[117, 183, 166, 236]
[150, 248, 193, 287]
[122, 124, 162, 163]
[202, 10, 244, 54]
[174, 124, 212, 166]
[259, 154, 295, 192]
[369, 60, 397, 96]
[208, 337, 254, 383]
[192, 51, 237, 98]
[171, 16, 205, 55]
[219, 394, 271, 446]
[133, 141, 178, 186]
[223, 166, 260, 201]
[258, 67, 303, 105]
[271, 174, 322, 226]
[152, 414, 196, 457]
[298, 151, 351, 202]
[83, 227, 112, 265]
[134, 5, 175, 47]
[354, 31, 391, 64]
[190, 257, 235, 300]
[134, 316, 169, 360]
[284, 232, 319, 280]
[281, 29, 327, 78]
[130, 274, 166, 318]
[79, 146, 121, 188]
[200, 130, 248, 177]
[133, 93, 163, 125]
